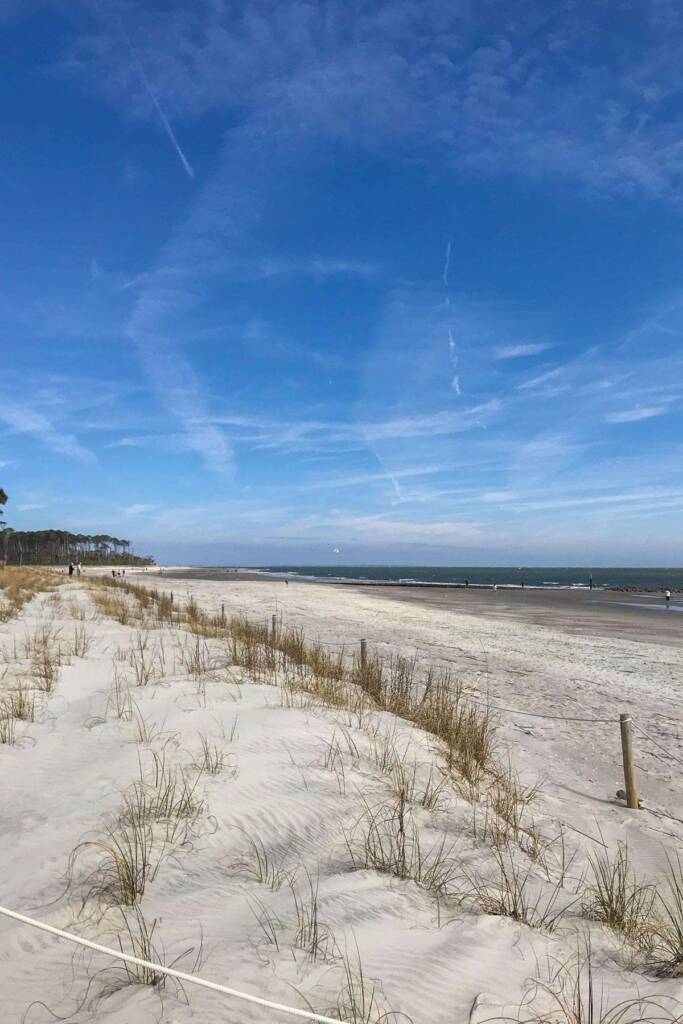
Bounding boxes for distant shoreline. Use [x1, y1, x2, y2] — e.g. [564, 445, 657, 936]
[148, 566, 683, 593]
[143, 567, 683, 646]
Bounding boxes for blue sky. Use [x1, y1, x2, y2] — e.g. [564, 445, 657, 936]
[2, 0, 683, 566]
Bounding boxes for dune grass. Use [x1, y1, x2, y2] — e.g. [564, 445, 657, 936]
[463, 844, 568, 932]
[502, 941, 682, 1024]
[69, 817, 162, 908]
[582, 844, 656, 948]
[233, 829, 291, 890]
[344, 787, 459, 900]
[0, 566, 58, 622]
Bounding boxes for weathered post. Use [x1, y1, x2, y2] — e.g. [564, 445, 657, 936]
[360, 638, 367, 672]
[221, 603, 225, 625]
[620, 713, 639, 810]
[272, 614, 277, 641]
[170, 591, 174, 606]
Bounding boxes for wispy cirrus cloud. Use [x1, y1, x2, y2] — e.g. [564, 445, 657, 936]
[606, 406, 667, 424]
[495, 343, 554, 360]
[0, 399, 96, 464]
[516, 367, 564, 391]
[71, 0, 683, 201]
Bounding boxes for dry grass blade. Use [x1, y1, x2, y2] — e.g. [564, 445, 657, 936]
[69, 818, 162, 908]
[647, 852, 683, 976]
[247, 893, 282, 952]
[179, 635, 213, 680]
[0, 567, 57, 622]
[90, 587, 137, 626]
[290, 870, 335, 962]
[121, 749, 206, 845]
[464, 846, 568, 932]
[106, 666, 134, 722]
[0, 703, 17, 744]
[115, 905, 167, 988]
[194, 732, 226, 775]
[128, 631, 164, 686]
[581, 843, 656, 946]
[233, 829, 290, 890]
[344, 788, 458, 899]
[70, 624, 92, 657]
[327, 940, 413, 1023]
[3, 683, 37, 722]
[497, 941, 683, 1023]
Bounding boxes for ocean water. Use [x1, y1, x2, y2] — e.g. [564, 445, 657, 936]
[254, 565, 683, 590]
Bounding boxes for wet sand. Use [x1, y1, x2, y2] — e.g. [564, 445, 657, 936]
[356, 582, 683, 647]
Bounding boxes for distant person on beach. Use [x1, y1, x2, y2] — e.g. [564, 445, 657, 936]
[665, 589, 671, 608]
[589, 574, 593, 590]
[68, 562, 74, 576]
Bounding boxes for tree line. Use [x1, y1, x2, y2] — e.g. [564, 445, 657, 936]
[0, 489, 155, 567]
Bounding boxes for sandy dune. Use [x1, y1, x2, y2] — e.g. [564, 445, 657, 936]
[1, 572, 683, 1023]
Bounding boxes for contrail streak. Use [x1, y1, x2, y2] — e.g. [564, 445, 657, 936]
[137, 65, 195, 179]
[443, 238, 460, 394]
[442, 239, 452, 289]
[123, 28, 195, 179]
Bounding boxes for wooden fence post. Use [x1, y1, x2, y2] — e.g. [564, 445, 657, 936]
[221, 603, 225, 625]
[170, 591, 174, 606]
[620, 713, 639, 810]
[360, 638, 367, 672]
[272, 614, 277, 641]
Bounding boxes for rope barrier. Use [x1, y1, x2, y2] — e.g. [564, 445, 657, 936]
[120, 581, 683, 734]
[633, 725, 683, 771]
[0, 906, 348, 1024]
[459, 691, 616, 724]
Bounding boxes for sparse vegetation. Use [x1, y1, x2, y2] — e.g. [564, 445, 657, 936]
[344, 788, 459, 900]
[2, 683, 37, 722]
[290, 870, 335, 962]
[69, 817, 161, 907]
[128, 631, 165, 686]
[503, 941, 682, 1024]
[24, 624, 66, 692]
[70, 623, 92, 657]
[0, 703, 17, 744]
[0, 566, 58, 622]
[582, 844, 656, 947]
[328, 941, 413, 1024]
[233, 829, 290, 890]
[194, 732, 226, 775]
[464, 845, 568, 931]
[647, 852, 683, 977]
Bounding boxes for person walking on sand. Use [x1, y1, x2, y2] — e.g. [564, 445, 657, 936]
[665, 589, 671, 609]
[68, 562, 74, 577]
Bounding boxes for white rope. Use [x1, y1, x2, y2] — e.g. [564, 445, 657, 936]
[0, 906, 348, 1024]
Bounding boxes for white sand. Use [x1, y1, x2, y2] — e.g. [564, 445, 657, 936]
[1, 574, 683, 1023]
